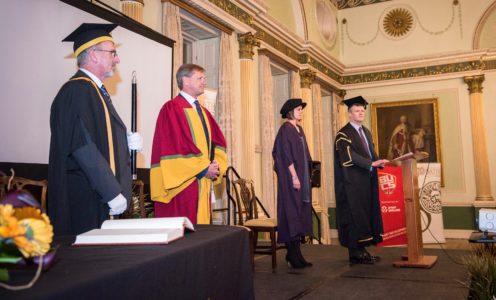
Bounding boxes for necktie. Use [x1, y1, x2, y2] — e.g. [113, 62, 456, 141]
[358, 127, 372, 158]
[194, 100, 210, 147]
[100, 85, 111, 103]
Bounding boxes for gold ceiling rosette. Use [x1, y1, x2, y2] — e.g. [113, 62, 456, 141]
[380, 5, 416, 40]
[383, 8, 413, 37]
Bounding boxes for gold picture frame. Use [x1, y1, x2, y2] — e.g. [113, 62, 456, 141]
[370, 98, 442, 165]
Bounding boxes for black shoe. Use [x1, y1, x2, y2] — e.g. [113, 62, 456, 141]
[363, 250, 380, 262]
[294, 240, 313, 267]
[285, 243, 305, 269]
[349, 253, 375, 266]
[301, 259, 313, 267]
[286, 254, 306, 269]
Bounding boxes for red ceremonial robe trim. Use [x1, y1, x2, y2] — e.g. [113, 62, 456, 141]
[150, 95, 228, 224]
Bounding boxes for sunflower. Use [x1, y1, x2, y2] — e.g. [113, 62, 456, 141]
[14, 218, 53, 257]
[13, 207, 48, 222]
[0, 205, 53, 257]
[0, 204, 25, 240]
[13, 207, 53, 257]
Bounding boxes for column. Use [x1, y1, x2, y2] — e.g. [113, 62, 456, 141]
[299, 69, 316, 155]
[238, 33, 260, 180]
[121, 0, 144, 23]
[336, 90, 348, 131]
[463, 75, 494, 203]
[312, 84, 331, 244]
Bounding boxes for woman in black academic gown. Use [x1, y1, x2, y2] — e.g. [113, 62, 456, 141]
[272, 98, 313, 268]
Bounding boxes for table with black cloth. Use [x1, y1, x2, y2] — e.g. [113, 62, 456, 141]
[1, 225, 254, 300]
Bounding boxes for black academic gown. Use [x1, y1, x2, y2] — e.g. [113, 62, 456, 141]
[48, 70, 131, 236]
[272, 122, 313, 243]
[333, 123, 383, 249]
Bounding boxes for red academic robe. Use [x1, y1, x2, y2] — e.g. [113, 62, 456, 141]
[150, 95, 227, 224]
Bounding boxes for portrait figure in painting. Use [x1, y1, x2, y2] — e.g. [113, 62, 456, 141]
[371, 99, 440, 164]
[387, 115, 414, 160]
[411, 128, 426, 152]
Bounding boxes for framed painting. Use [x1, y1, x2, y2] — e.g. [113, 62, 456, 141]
[370, 98, 442, 165]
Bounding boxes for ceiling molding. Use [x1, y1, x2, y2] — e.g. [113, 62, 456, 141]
[344, 50, 493, 75]
[232, 0, 267, 16]
[165, 0, 253, 34]
[337, 0, 392, 10]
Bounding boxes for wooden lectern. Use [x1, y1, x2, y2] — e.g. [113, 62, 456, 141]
[390, 152, 438, 268]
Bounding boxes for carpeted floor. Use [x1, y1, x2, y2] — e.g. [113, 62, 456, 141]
[253, 244, 470, 300]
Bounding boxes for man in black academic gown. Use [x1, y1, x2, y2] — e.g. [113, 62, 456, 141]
[48, 23, 142, 235]
[334, 96, 389, 265]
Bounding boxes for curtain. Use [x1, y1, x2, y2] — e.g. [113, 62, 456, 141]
[259, 54, 276, 217]
[218, 32, 236, 169]
[162, 1, 182, 96]
[335, 93, 347, 131]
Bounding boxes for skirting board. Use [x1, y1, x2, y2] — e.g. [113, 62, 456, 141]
[330, 229, 473, 239]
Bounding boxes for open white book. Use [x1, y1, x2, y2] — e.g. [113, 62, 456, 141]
[391, 151, 429, 162]
[73, 217, 195, 246]
[392, 152, 415, 162]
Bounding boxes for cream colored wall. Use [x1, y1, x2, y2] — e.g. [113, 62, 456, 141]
[301, 0, 341, 60]
[344, 72, 496, 205]
[479, 72, 496, 198]
[142, 0, 163, 33]
[264, 0, 298, 35]
[100, 0, 119, 11]
[339, 0, 494, 65]
[478, 3, 496, 49]
[100, 0, 162, 32]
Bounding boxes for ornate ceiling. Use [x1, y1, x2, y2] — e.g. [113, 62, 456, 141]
[336, 0, 392, 10]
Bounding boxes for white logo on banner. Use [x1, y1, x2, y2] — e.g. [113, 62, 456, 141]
[417, 163, 445, 244]
[379, 173, 396, 195]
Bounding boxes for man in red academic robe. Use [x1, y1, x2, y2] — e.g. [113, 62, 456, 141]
[150, 64, 227, 224]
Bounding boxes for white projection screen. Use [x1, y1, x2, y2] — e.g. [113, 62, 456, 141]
[0, 0, 173, 168]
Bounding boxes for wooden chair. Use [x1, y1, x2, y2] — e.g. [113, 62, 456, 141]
[9, 176, 48, 211]
[0, 174, 9, 200]
[123, 179, 148, 218]
[232, 178, 279, 269]
[0, 174, 8, 199]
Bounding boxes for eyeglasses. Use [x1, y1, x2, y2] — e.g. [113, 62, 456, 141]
[93, 48, 118, 57]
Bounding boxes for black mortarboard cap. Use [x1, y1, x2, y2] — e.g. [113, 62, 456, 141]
[62, 23, 118, 57]
[280, 98, 307, 118]
[342, 96, 368, 109]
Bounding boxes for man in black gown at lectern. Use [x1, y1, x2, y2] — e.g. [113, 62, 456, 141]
[334, 96, 389, 265]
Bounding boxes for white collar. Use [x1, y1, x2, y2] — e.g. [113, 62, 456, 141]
[79, 68, 103, 88]
[350, 121, 363, 132]
[179, 91, 197, 107]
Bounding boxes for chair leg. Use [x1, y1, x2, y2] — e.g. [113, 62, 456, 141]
[248, 230, 255, 270]
[252, 230, 258, 251]
[270, 230, 277, 269]
[251, 230, 259, 271]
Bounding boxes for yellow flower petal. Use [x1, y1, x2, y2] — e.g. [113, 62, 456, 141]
[1, 204, 54, 257]
[14, 207, 44, 221]
[15, 219, 53, 257]
[0, 205, 15, 226]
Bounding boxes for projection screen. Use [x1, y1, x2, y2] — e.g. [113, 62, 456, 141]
[0, 0, 174, 168]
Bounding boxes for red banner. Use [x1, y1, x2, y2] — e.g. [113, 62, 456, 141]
[377, 166, 407, 247]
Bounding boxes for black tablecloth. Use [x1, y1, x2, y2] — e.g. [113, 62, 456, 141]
[0, 225, 254, 300]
